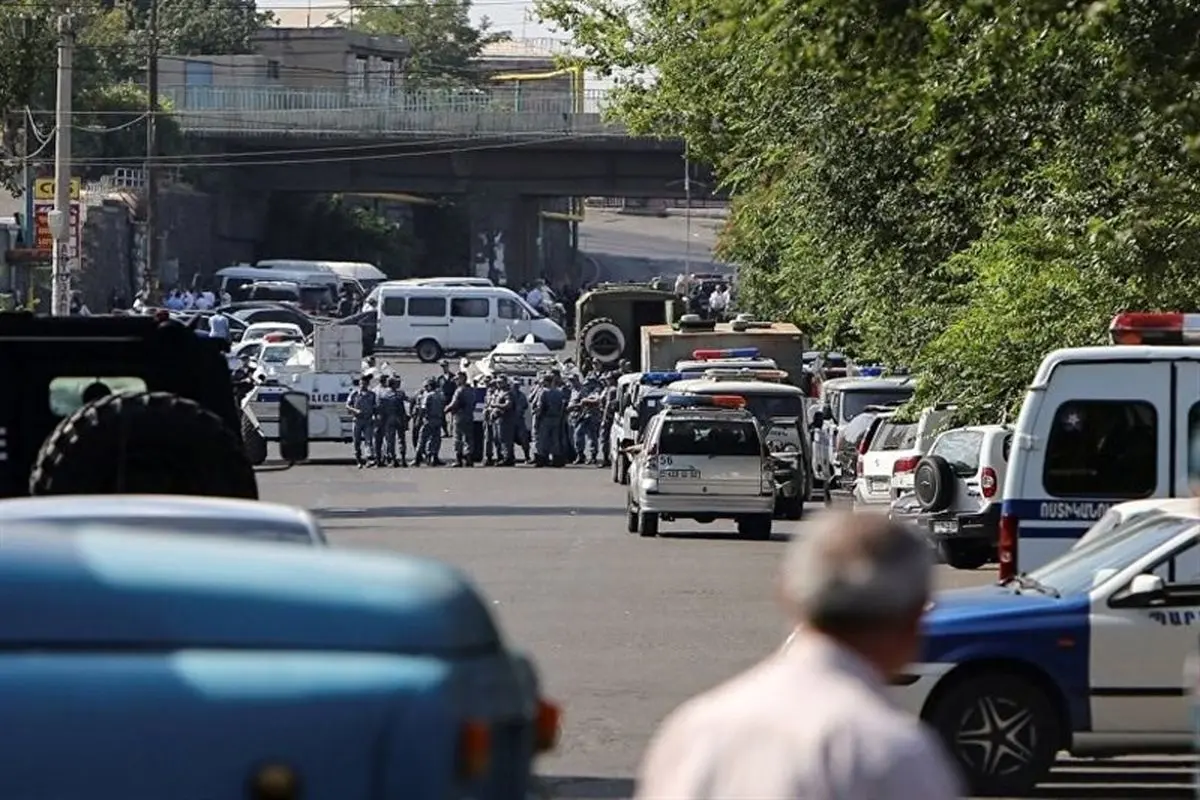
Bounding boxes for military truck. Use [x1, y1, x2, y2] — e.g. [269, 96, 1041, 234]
[575, 284, 685, 372]
[0, 312, 308, 499]
[640, 318, 809, 386]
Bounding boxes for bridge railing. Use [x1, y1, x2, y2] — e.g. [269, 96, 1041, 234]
[163, 86, 623, 138]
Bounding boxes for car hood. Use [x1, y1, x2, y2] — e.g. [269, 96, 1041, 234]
[920, 585, 1089, 663]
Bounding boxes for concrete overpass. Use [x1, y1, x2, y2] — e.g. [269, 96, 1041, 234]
[167, 86, 722, 199]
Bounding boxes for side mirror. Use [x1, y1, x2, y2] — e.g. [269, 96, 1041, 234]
[1113, 573, 1165, 607]
[278, 392, 309, 463]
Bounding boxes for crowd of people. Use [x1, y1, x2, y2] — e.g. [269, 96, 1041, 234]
[344, 359, 627, 470]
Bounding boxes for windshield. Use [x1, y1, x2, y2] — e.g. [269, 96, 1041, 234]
[738, 394, 805, 421]
[1027, 514, 1198, 596]
[22, 517, 319, 544]
[299, 286, 334, 309]
[1073, 508, 1167, 551]
[658, 419, 761, 456]
[870, 421, 917, 451]
[841, 388, 913, 421]
[259, 344, 299, 364]
[244, 327, 298, 342]
[929, 430, 984, 477]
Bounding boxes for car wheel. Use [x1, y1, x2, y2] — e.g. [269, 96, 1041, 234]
[240, 410, 268, 466]
[781, 496, 804, 521]
[611, 453, 621, 484]
[415, 338, 443, 363]
[926, 672, 1061, 796]
[638, 511, 659, 538]
[939, 541, 990, 570]
[625, 497, 639, 534]
[737, 514, 773, 540]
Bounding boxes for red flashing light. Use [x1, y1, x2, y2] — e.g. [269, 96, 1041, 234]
[691, 347, 760, 360]
[263, 333, 289, 343]
[1108, 312, 1200, 345]
[709, 395, 747, 408]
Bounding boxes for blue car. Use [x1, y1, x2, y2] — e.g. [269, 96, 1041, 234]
[0, 525, 557, 799]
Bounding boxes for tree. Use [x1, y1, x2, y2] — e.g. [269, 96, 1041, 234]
[263, 194, 420, 277]
[126, 0, 274, 56]
[538, 0, 1200, 420]
[348, 0, 508, 87]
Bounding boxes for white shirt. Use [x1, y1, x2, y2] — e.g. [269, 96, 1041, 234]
[637, 632, 962, 800]
[710, 289, 730, 311]
[674, 274, 690, 295]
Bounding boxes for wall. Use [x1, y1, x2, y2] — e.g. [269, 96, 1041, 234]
[252, 28, 409, 91]
[157, 55, 276, 92]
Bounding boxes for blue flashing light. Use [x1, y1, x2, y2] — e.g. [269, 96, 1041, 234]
[692, 347, 760, 360]
[641, 371, 685, 385]
[857, 366, 884, 377]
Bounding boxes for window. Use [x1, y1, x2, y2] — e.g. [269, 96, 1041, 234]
[451, 297, 490, 318]
[1043, 400, 1156, 498]
[407, 297, 446, 317]
[498, 298, 525, 320]
[381, 296, 405, 317]
[657, 420, 761, 457]
[740, 394, 806, 422]
[840, 389, 914, 422]
[1148, 530, 1200, 586]
[929, 430, 984, 478]
[1188, 404, 1200, 484]
[871, 422, 917, 451]
[266, 60, 281, 80]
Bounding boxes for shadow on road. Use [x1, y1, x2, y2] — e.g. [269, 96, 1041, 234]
[313, 505, 627, 520]
[538, 776, 636, 799]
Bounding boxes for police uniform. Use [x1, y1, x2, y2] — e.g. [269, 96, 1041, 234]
[570, 378, 602, 464]
[512, 385, 532, 463]
[373, 377, 409, 467]
[417, 379, 445, 465]
[496, 377, 518, 466]
[598, 374, 619, 468]
[532, 376, 566, 467]
[447, 378, 477, 467]
[346, 377, 377, 467]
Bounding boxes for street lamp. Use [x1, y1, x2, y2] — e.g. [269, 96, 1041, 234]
[667, 144, 711, 279]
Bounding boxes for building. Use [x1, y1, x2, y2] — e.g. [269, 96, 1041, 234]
[478, 39, 577, 112]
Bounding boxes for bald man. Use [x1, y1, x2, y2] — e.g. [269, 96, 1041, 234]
[636, 512, 962, 799]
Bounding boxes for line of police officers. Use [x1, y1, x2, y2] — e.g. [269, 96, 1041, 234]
[344, 361, 626, 469]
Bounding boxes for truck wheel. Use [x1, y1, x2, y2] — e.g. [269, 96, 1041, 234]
[241, 411, 269, 466]
[625, 497, 639, 533]
[30, 391, 259, 500]
[415, 338, 443, 363]
[925, 672, 1061, 796]
[580, 317, 625, 365]
[737, 514, 773, 540]
[638, 511, 659, 537]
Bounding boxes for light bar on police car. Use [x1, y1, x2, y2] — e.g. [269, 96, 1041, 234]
[1109, 312, 1200, 345]
[640, 371, 685, 385]
[691, 347, 760, 360]
[857, 365, 884, 377]
[701, 368, 788, 381]
[662, 393, 746, 409]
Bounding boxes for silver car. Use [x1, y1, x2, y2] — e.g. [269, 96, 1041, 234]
[0, 495, 326, 546]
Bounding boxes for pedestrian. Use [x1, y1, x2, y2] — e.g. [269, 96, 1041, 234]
[512, 383, 533, 463]
[598, 372, 619, 468]
[410, 384, 425, 458]
[570, 377, 602, 465]
[373, 376, 402, 467]
[389, 376, 410, 467]
[496, 376, 518, 466]
[447, 372, 476, 468]
[417, 377, 445, 466]
[346, 375, 377, 468]
[482, 379, 500, 466]
[532, 374, 565, 467]
[636, 512, 962, 800]
[438, 360, 457, 437]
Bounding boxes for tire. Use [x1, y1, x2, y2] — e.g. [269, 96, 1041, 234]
[415, 338, 443, 363]
[580, 317, 625, 366]
[638, 511, 659, 538]
[611, 452, 621, 483]
[625, 497, 639, 534]
[925, 672, 1061, 796]
[30, 391, 259, 500]
[778, 495, 804, 521]
[241, 411, 268, 466]
[737, 514, 773, 540]
[618, 455, 629, 485]
[914, 455, 956, 512]
[939, 541, 990, 570]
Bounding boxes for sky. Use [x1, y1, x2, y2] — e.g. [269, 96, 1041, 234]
[259, 0, 561, 39]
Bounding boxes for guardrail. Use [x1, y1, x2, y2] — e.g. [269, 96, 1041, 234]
[163, 86, 623, 137]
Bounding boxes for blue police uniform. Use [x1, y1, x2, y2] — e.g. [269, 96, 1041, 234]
[346, 382, 377, 466]
[447, 382, 476, 467]
[533, 382, 566, 466]
[418, 384, 445, 465]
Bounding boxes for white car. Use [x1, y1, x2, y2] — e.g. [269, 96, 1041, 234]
[241, 322, 305, 345]
[893, 504, 1200, 795]
[0, 495, 327, 546]
[626, 393, 776, 539]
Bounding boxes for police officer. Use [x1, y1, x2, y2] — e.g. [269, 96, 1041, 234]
[482, 378, 500, 466]
[346, 374, 377, 468]
[390, 376, 411, 467]
[512, 382, 533, 463]
[374, 376, 408, 467]
[598, 372, 619, 469]
[417, 377, 445, 466]
[495, 375, 518, 467]
[532, 373, 565, 467]
[564, 374, 583, 464]
[438, 360, 457, 437]
[578, 375, 603, 464]
[446, 371, 476, 468]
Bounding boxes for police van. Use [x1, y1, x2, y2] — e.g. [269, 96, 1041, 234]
[1000, 312, 1200, 582]
[609, 371, 682, 484]
[626, 394, 776, 539]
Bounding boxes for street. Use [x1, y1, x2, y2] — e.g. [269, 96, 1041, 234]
[255, 360, 1194, 800]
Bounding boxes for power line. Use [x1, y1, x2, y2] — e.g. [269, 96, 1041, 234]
[8, 0, 549, 10]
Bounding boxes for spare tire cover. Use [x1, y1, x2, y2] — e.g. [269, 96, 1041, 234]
[30, 391, 259, 499]
[583, 319, 626, 364]
[913, 455, 955, 512]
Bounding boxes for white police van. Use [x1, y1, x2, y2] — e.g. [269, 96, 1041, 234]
[1000, 312, 1200, 583]
[609, 371, 679, 484]
[892, 498, 1200, 795]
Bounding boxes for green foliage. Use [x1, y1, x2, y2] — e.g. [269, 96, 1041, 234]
[73, 83, 183, 174]
[263, 195, 420, 278]
[539, 0, 1200, 421]
[349, 0, 508, 87]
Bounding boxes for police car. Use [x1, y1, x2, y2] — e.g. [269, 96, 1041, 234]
[894, 500, 1200, 795]
[672, 347, 781, 377]
[609, 371, 679, 484]
[999, 312, 1200, 583]
[625, 394, 775, 539]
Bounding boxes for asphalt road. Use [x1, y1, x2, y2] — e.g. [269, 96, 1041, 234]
[256, 357, 1195, 799]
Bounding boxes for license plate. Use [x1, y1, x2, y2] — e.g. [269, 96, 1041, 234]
[931, 521, 957, 535]
[869, 478, 889, 492]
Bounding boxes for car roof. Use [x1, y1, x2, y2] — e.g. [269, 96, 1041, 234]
[1109, 497, 1200, 518]
[822, 376, 914, 391]
[666, 379, 805, 395]
[244, 321, 303, 330]
[0, 495, 315, 526]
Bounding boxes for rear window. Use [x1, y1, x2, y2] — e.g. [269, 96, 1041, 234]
[929, 430, 985, 477]
[841, 389, 914, 421]
[870, 422, 917, 451]
[741, 394, 806, 422]
[657, 420, 761, 457]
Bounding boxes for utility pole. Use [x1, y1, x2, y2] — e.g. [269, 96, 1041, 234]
[49, 11, 74, 317]
[144, 0, 160, 299]
[683, 143, 692, 278]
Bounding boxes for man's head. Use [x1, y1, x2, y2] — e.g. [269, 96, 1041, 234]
[455, 372, 467, 385]
[780, 512, 932, 677]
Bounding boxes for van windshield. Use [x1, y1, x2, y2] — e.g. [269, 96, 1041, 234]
[734, 394, 805, 422]
[658, 419, 761, 456]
